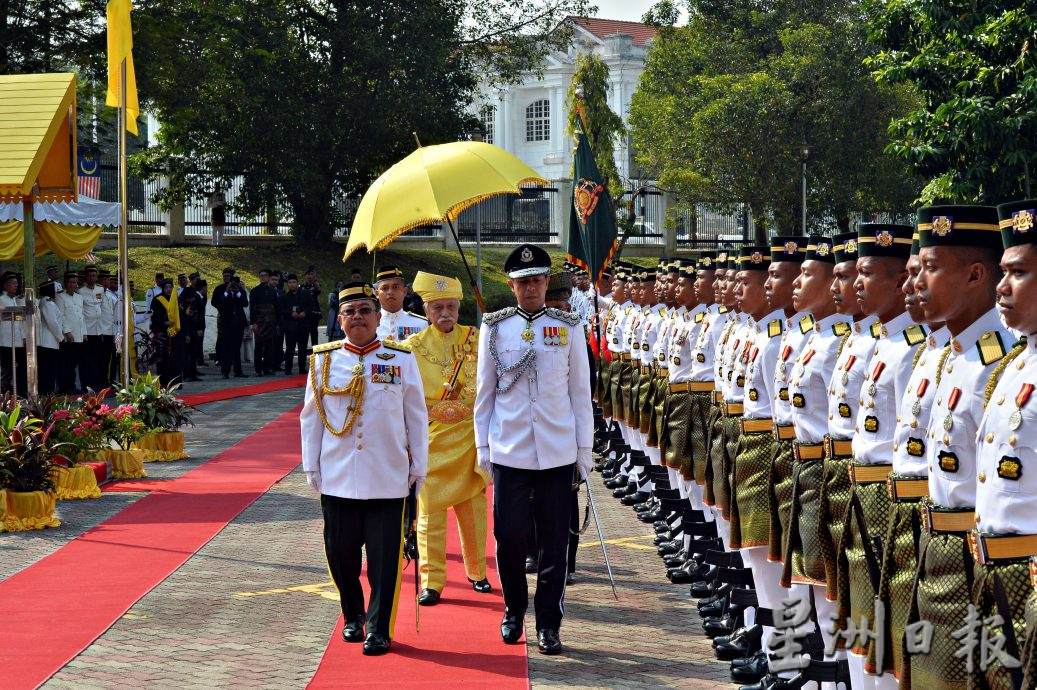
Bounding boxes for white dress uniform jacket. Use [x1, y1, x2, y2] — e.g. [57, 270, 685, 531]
[926, 308, 1013, 509]
[37, 297, 64, 349]
[0, 293, 26, 346]
[891, 326, 950, 476]
[79, 284, 116, 336]
[690, 305, 729, 384]
[55, 291, 84, 342]
[852, 311, 924, 464]
[772, 312, 815, 425]
[376, 309, 428, 343]
[828, 316, 879, 439]
[301, 339, 429, 499]
[474, 306, 593, 470]
[975, 335, 1037, 534]
[788, 314, 852, 443]
[741, 309, 785, 421]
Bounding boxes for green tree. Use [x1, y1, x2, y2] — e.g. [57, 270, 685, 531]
[0, 0, 97, 75]
[867, 0, 1037, 203]
[127, 0, 592, 242]
[629, 0, 919, 238]
[566, 52, 625, 199]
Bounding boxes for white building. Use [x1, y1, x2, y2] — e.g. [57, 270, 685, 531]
[475, 17, 657, 184]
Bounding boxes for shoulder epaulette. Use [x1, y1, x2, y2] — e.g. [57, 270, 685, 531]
[768, 319, 783, 338]
[482, 306, 517, 326]
[624, 306, 633, 315]
[407, 311, 429, 321]
[383, 341, 412, 353]
[312, 340, 344, 354]
[694, 311, 705, 323]
[799, 315, 815, 334]
[833, 322, 850, 337]
[870, 322, 882, 339]
[719, 306, 729, 313]
[659, 307, 668, 318]
[977, 330, 1007, 365]
[545, 307, 581, 326]
[903, 324, 927, 346]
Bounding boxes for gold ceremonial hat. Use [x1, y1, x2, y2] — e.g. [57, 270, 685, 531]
[412, 271, 463, 302]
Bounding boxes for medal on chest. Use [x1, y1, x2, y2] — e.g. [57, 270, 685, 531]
[912, 378, 928, 417]
[841, 355, 856, 387]
[944, 387, 961, 431]
[1010, 382, 1034, 431]
[521, 319, 534, 342]
[868, 360, 885, 397]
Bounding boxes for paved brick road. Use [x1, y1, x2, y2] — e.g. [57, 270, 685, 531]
[2, 365, 735, 688]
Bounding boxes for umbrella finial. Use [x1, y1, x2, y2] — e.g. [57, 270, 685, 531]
[412, 132, 423, 148]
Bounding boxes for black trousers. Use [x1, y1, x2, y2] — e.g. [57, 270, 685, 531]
[219, 326, 244, 376]
[0, 346, 26, 396]
[82, 335, 105, 391]
[253, 334, 277, 374]
[527, 486, 581, 574]
[192, 328, 205, 366]
[284, 330, 308, 374]
[57, 341, 83, 393]
[493, 462, 575, 631]
[321, 494, 406, 638]
[37, 346, 58, 394]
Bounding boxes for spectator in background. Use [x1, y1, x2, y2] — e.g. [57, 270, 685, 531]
[208, 183, 227, 247]
[212, 275, 248, 379]
[302, 266, 322, 348]
[192, 280, 208, 370]
[56, 272, 85, 393]
[251, 269, 280, 376]
[327, 280, 345, 340]
[46, 265, 64, 294]
[149, 279, 182, 386]
[269, 271, 285, 370]
[403, 284, 425, 315]
[0, 271, 26, 396]
[278, 274, 311, 375]
[350, 267, 362, 281]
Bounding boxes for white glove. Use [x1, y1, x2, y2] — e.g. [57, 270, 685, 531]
[305, 470, 322, 494]
[477, 446, 492, 475]
[410, 474, 425, 497]
[576, 447, 593, 479]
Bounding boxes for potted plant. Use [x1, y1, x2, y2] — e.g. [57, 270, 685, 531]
[117, 373, 194, 462]
[80, 391, 150, 480]
[0, 406, 63, 532]
[20, 396, 102, 500]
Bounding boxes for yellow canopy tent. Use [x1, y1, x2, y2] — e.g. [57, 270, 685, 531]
[0, 72, 79, 397]
[0, 196, 114, 259]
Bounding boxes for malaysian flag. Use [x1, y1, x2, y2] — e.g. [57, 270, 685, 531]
[77, 150, 101, 199]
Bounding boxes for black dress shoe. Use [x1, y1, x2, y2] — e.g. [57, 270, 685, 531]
[715, 624, 763, 660]
[620, 490, 650, 506]
[537, 628, 562, 655]
[731, 649, 768, 669]
[468, 578, 492, 593]
[501, 609, 524, 644]
[234, 372, 249, 378]
[657, 539, 683, 556]
[740, 674, 807, 690]
[362, 632, 392, 656]
[730, 651, 770, 683]
[418, 588, 440, 606]
[342, 614, 365, 642]
[525, 556, 538, 573]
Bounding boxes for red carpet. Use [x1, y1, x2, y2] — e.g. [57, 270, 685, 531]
[308, 489, 529, 688]
[100, 479, 169, 493]
[0, 406, 303, 689]
[179, 374, 306, 407]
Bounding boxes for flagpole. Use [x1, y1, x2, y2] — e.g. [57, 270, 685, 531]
[119, 58, 132, 388]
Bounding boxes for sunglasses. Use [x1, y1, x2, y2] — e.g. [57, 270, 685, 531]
[342, 306, 377, 318]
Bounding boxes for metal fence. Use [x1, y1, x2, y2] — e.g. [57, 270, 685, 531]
[183, 174, 297, 236]
[98, 157, 167, 233]
[455, 185, 559, 244]
[618, 188, 666, 246]
[673, 203, 755, 248]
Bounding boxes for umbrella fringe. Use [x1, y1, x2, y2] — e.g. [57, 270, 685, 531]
[342, 215, 446, 259]
[444, 177, 549, 222]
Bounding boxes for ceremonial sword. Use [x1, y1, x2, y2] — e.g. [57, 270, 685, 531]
[584, 479, 619, 599]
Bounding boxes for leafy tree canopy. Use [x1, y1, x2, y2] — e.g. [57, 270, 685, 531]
[629, 0, 919, 238]
[866, 0, 1037, 203]
[566, 52, 625, 199]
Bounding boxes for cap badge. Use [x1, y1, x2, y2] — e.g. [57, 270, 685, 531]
[817, 243, 831, 256]
[750, 251, 764, 264]
[1012, 209, 1035, 234]
[784, 241, 799, 254]
[435, 278, 448, 291]
[363, 285, 374, 297]
[845, 239, 858, 254]
[702, 257, 712, 266]
[520, 247, 533, 262]
[932, 216, 954, 237]
[876, 230, 894, 247]
[717, 252, 728, 262]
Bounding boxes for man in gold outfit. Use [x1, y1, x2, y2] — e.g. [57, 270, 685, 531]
[403, 271, 492, 606]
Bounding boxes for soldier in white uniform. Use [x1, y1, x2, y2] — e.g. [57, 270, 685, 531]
[0, 271, 26, 395]
[374, 265, 428, 343]
[973, 199, 1037, 690]
[36, 281, 65, 394]
[78, 265, 115, 391]
[55, 271, 85, 393]
[911, 205, 1013, 689]
[301, 282, 429, 657]
[474, 243, 593, 656]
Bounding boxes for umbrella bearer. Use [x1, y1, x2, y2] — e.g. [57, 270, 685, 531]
[301, 282, 428, 657]
[474, 244, 593, 656]
[400, 271, 492, 607]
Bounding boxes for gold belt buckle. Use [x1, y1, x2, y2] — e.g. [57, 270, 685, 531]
[429, 400, 471, 424]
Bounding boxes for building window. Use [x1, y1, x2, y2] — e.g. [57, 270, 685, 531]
[480, 105, 495, 145]
[525, 99, 550, 142]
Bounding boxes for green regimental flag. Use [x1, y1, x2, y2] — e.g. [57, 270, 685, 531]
[566, 119, 618, 285]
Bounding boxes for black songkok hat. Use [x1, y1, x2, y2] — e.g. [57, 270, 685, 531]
[375, 265, 405, 282]
[916, 206, 1002, 252]
[832, 232, 860, 264]
[856, 223, 914, 259]
[769, 236, 808, 264]
[805, 235, 835, 264]
[338, 281, 378, 307]
[737, 246, 771, 272]
[997, 200, 1037, 249]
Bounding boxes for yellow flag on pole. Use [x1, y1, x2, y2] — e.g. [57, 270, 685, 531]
[106, 0, 139, 135]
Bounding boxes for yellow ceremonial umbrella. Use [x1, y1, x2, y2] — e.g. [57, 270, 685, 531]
[343, 139, 548, 309]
